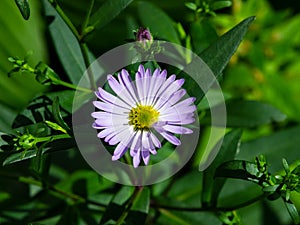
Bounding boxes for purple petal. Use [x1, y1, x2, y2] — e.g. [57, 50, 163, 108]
[133, 150, 141, 168]
[138, 64, 145, 75]
[160, 132, 181, 146]
[149, 132, 161, 148]
[163, 125, 193, 134]
[112, 142, 128, 161]
[108, 126, 133, 145]
[92, 122, 106, 129]
[159, 89, 186, 112]
[130, 130, 142, 157]
[141, 131, 150, 149]
[95, 87, 131, 110]
[142, 149, 150, 165]
[118, 69, 139, 103]
[169, 116, 195, 125]
[108, 75, 136, 107]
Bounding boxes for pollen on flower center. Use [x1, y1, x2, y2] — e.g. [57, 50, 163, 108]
[129, 105, 159, 130]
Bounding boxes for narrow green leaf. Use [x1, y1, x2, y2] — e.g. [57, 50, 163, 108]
[202, 100, 286, 127]
[215, 160, 260, 182]
[15, 0, 30, 20]
[182, 16, 255, 103]
[45, 121, 67, 134]
[90, 0, 133, 30]
[52, 97, 71, 133]
[199, 16, 255, 80]
[284, 200, 300, 225]
[3, 149, 36, 166]
[137, 1, 181, 44]
[282, 158, 290, 174]
[202, 129, 242, 207]
[42, 0, 85, 85]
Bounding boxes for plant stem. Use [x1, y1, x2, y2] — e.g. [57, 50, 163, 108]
[81, 0, 95, 37]
[35, 134, 71, 144]
[48, 0, 96, 90]
[52, 77, 92, 93]
[0, 171, 106, 210]
[115, 186, 144, 225]
[152, 194, 266, 212]
[48, 1, 80, 40]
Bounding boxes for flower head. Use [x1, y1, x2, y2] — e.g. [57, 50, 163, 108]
[136, 27, 153, 43]
[92, 65, 196, 168]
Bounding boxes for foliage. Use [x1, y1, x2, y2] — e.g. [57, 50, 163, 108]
[1, 0, 300, 224]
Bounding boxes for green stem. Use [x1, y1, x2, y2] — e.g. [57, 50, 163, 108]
[115, 186, 144, 225]
[48, 0, 96, 90]
[35, 134, 71, 144]
[81, 0, 95, 38]
[48, 1, 80, 40]
[152, 194, 266, 212]
[52, 77, 92, 93]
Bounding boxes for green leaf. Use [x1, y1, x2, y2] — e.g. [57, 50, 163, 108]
[3, 148, 37, 166]
[182, 16, 255, 103]
[211, 1, 232, 11]
[137, 1, 181, 44]
[239, 126, 300, 171]
[52, 97, 71, 133]
[199, 16, 255, 80]
[90, 0, 133, 30]
[284, 200, 300, 225]
[45, 121, 67, 134]
[100, 186, 135, 224]
[202, 100, 286, 127]
[202, 129, 242, 207]
[282, 158, 290, 174]
[190, 20, 218, 54]
[215, 160, 260, 182]
[100, 187, 150, 225]
[15, 0, 30, 20]
[42, 0, 85, 85]
[126, 188, 150, 225]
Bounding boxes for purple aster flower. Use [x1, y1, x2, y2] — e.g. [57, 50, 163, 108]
[91, 65, 196, 168]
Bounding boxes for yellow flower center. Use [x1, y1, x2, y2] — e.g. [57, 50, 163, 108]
[129, 105, 160, 130]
